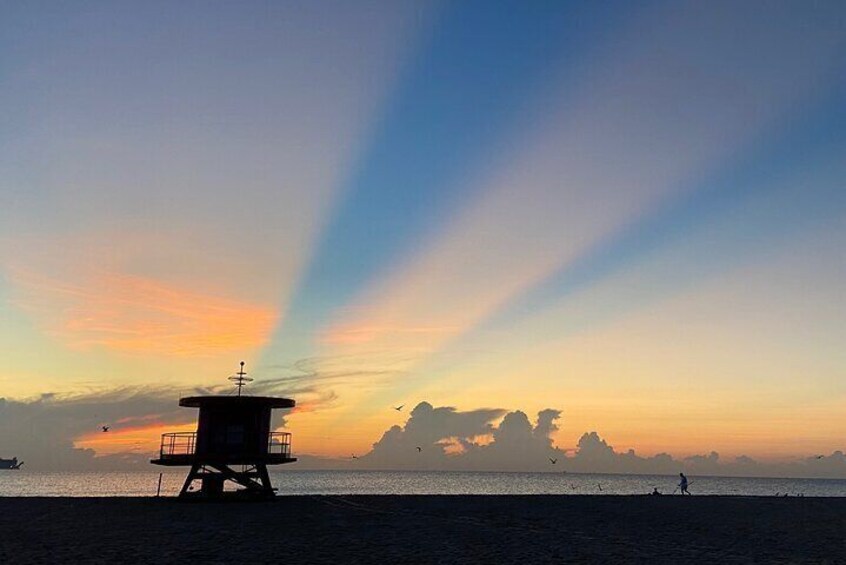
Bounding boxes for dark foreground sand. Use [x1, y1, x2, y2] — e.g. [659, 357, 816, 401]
[1, 496, 844, 564]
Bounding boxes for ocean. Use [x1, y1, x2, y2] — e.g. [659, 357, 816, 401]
[2, 470, 845, 497]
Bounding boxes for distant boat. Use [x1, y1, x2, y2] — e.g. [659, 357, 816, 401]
[0, 457, 23, 470]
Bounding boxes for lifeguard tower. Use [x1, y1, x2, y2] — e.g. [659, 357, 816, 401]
[151, 362, 296, 498]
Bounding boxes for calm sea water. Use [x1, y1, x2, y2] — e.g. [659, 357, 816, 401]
[1, 470, 845, 497]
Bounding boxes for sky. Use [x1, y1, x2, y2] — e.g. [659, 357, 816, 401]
[1, 1, 845, 475]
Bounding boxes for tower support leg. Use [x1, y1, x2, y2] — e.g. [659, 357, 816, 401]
[177, 463, 276, 498]
[257, 464, 275, 493]
[179, 463, 200, 496]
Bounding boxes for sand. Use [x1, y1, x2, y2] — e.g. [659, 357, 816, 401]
[0, 495, 844, 563]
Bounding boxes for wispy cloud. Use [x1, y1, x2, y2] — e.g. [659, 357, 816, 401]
[8, 267, 276, 356]
[321, 325, 460, 346]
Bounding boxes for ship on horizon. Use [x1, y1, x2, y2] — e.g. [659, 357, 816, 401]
[0, 457, 23, 470]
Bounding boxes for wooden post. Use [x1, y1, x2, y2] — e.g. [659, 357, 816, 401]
[156, 473, 163, 497]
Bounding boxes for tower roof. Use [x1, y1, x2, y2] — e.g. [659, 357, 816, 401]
[179, 395, 295, 409]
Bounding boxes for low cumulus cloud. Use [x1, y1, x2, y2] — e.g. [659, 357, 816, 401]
[293, 402, 846, 479]
[563, 432, 846, 479]
[4, 389, 844, 479]
[0, 357, 378, 471]
[0, 388, 189, 471]
[362, 401, 507, 467]
[351, 403, 568, 471]
[0, 374, 315, 471]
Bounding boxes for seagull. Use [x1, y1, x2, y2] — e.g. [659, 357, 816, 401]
[416, 446, 422, 453]
[393, 405, 405, 412]
[816, 455, 825, 459]
[101, 425, 110, 432]
[351, 454, 358, 459]
[549, 457, 557, 464]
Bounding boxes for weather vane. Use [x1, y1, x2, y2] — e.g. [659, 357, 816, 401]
[228, 361, 253, 396]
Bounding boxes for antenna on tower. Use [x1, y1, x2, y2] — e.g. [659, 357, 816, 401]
[228, 361, 253, 396]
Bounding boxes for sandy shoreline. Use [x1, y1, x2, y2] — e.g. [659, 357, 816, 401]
[1, 495, 844, 563]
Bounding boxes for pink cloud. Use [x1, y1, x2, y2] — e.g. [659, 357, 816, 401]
[9, 268, 276, 357]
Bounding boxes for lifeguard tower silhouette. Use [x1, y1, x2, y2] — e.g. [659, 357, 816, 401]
[151, 362, 296, 498]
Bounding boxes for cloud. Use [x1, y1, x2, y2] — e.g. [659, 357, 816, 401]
[0, 354, 392, 471]
[352, 403, 568, 471]
[0, 387, 189, 470]
[5, 390, 844, 480]
[560, 432, 846, 480]
[362, 401, 507, 467]
[258, 356, 406, 391]
[300, 403, 569, 471]
[8, 267, 276, 357]
[289, 401, 846, 479]
[0, 375, 315, 470]
[254, 354, 413, 415]
[321, 324, 460, 346]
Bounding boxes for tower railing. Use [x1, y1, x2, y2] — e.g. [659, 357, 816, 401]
[158, 431, 292, 459]
[267, 432, 292, 458]
[159, 432, 197, 458]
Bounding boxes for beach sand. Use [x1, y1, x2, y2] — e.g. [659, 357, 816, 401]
[0, 495, 844, 563]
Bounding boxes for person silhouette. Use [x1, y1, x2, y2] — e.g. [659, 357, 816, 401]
[651, 487, 662, 496]
[679, 473, 691, 495]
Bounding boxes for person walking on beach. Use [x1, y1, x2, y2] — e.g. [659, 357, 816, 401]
[678, 473, 691, 495]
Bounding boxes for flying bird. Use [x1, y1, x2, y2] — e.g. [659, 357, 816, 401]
[416, 446, 422, 453]
[351, 454, 358, 460]
[393, 405, 405, 412]
[549, 457, 557, 464]
[101, 425, 110, 432]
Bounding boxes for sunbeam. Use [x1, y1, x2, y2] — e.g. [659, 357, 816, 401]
[315, 1, 846, 434]
[2, 1, 427, 391]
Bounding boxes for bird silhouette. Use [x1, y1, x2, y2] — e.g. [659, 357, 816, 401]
[416, 446, 422, 453]
[393, 405, 404, 412]
[816, 455, 825, 459]
[351, 454, 358, 459]
[101, 425, 110, 432]
[549, 457, 557, 464]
